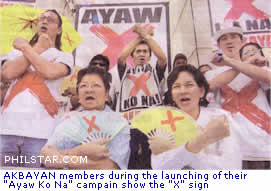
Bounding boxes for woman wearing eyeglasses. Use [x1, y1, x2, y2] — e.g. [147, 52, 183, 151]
[62, 54, 111, 111]
[238, 42, 271, 169]
[40, 67, 130, 169]
[0, 10, 73, 168]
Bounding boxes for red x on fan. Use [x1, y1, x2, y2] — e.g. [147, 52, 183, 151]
[82, 116, 100, 133]
[161, 111, 184, 132]
[64, 32, 74, 47]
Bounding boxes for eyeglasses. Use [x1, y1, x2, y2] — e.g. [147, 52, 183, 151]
[39, 16, 58, 24]
[243, 48, 261, 56]
[78, 82, 102, 90]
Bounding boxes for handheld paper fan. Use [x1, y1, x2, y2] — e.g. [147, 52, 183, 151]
[54, 111, 128, 144]
[131, 107, 200, 146]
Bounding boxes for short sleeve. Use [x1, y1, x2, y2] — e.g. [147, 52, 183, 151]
[6, 49, 23, 61]
[155, 62, 166, 83]
[205, 66, 232, 81]
[54, 52, 74, 75]
[117, 61, 127, 81]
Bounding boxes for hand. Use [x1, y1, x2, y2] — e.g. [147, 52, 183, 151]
[13, 36, 30, 51]
[145, 25, 154, 36]
[247, 54, 268, 67]
[77, 139, 110, 160]
[34, 33, 53, 52]
[210, 50, 225, 66]
[40, 145, 65, 169]
[133, 24, 149, 39]
[148, 129, 177, 155]
[185, 115, 230, 153]
[203, 115, 230, 145]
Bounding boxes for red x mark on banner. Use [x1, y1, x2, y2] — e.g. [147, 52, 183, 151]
[90, 24, 153, 69]
[224, 0, 270, 21]
[161, 111, 184, 132]
[221, 80, 271, 135]
[127, 73, 152, 96]
[82, 116, 100, 133]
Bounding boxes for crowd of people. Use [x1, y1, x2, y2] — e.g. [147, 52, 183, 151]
[0, 10, 270, 169]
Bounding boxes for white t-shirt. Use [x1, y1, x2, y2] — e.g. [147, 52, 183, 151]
[115, 62, 164, 121]
[0, 48, 73, 139]
[151, 107, 242, 170]
[205, 66, 271, 158]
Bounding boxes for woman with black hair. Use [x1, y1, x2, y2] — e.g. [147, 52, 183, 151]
[41, 67, 130, 169]
[238, 42, 271, 169]
[0, 10, 73, 168]
[149, 65, 242, 169]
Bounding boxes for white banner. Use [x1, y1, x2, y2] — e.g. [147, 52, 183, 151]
[74, 3, 170, 70]
[208, 0, 271, 48]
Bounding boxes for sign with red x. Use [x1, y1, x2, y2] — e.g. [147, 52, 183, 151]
[208, 0, 271, 48]
[127, 73, 152, 97]
[74, 3, 170, 69]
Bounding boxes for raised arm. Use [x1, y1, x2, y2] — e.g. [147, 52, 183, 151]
[225, 54, 271, 85]
[118, 36, 142, 66]
[133, 24, 167, 68]
[20, 34, 70, 80]
[207, 54, 241, 91]
[1, 38, 31, 80]
[208, 69, 239, 91]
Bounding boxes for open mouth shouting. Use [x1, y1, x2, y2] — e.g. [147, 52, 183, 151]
[40, 26, 48, 33]
[179, 97, 191, 105]
[139, 57, 146, 63]
[85, 95, 95, 102]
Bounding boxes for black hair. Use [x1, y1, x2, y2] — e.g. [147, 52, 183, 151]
[88, 54, 110, 72]
[239, 42, 264, 59]
[29, 9, 62, 50]
[166, 64, 210, 107]
[130, 40, 152, 57]
[76, 66, 112, 94]
[173, 53, 187, 68]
